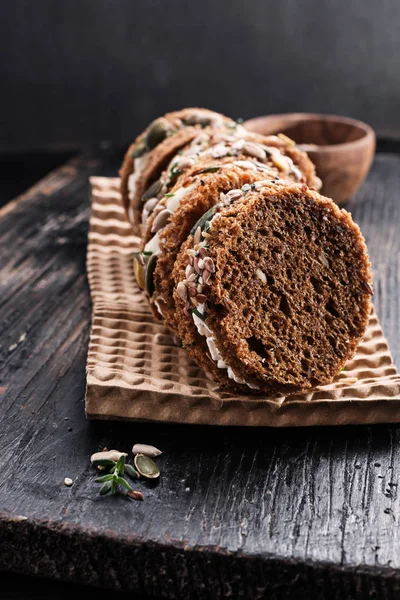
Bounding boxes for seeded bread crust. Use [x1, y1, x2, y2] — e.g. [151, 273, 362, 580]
[119, 108, 234, 234]
[173, 182, 372, 394]
[144, 160, 267, 327]
[141, 132, 321, 328]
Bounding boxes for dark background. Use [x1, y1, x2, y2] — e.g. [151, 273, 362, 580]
[1, 0, 400, 154]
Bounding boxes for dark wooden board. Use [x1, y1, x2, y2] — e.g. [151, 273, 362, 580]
[1, 148, 400, 599]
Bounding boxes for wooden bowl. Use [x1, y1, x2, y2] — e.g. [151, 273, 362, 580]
[244, 113, 376, 205]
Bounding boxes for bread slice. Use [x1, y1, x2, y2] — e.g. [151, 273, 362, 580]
[172, 180, 372, 394]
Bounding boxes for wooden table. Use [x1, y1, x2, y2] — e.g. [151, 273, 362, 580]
[1, 146, 400, 599]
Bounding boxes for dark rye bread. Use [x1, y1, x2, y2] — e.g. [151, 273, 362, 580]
[142, 159, 269, 327]
[172, 181, 372, 395]
[140, 133, 321, 328]
[119, 108, 236, 233]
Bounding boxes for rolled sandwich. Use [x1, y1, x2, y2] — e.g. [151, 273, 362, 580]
[134, 134, 321, 328]
[172, 180, 372, 394]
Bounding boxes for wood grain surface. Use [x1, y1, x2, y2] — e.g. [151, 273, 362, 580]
[1, 148, 400, 599]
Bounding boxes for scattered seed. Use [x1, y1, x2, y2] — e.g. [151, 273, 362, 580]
[187, 273, 196, 282]
[128, 490, 144, 501]
[64, 478, 73, 487]
[132, 444, 162, 457]
[198, 258, 205, 270]
[188, 287, 197, 298]
[91, 450, 127, 465]
[196, 294, 207, 303]
[134, 454, 160, 479]
[185, 264, 194, 278]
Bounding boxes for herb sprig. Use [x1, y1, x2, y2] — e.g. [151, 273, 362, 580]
[94, 454, 139, 496]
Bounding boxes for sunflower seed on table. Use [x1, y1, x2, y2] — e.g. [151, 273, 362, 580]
[134, 454, 160, 479]
[64, 478, 73, 487]
[132, 444, 162, 457]
[90, 450, 128, 466]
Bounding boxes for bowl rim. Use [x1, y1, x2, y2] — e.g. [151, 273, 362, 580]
[243, 112, 376, 154]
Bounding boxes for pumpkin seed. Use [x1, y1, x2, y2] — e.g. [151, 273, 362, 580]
[190, 207, 215, 237]
[133, 255, 146, 289]
[130, 142, 147, 159]
[134, 453, 160, 479]
[141, 179, 163, 203]
[132, 443, 162, 457]
[146, 119, 170, 150]
[145, 253, 158, 297]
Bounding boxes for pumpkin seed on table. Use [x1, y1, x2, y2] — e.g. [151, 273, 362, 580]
[134, 454, 160, 479]
[132, 443, 162, 457]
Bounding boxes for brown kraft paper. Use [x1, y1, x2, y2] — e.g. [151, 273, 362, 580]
[85, 176, 400, 426]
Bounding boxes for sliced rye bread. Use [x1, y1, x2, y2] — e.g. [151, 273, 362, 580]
[172, 180, 372, 395]
[135, 133, 321, 327]
[119, 108, 238, 234]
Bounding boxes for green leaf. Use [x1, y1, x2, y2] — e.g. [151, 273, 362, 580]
[125, 464, 140, 479]
[91, 458, 116, 467]
[116, 454, 126, 475]
[110, 465, 116, 473]
[117, 476, 133, 491]
[100, 481, 112, 495]
[165, 193, 175, 198]
[95, 474, 114, 483]
[111, 478, 117, 494]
